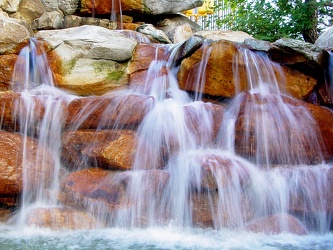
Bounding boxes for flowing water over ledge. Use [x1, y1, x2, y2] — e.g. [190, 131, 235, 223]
[0, 226, 332, 250]
[0, 39, 333, 249]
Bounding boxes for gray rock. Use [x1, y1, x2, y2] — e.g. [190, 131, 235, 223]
[136, 24, 172, 44]
[33, 11, 64, 30]
[0, 17, 30, 54]
[315, 26, 333, 50]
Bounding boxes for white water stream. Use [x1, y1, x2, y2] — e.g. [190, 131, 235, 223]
[0, 39, 332, 249]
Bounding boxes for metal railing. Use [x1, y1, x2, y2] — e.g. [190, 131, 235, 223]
[183, 0, 230, 30]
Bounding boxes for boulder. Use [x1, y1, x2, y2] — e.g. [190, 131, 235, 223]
[80, 0, 204, 15]
[17, 0, 45, 24]
[0, 55, 17, 90]
[0, 17, 30, 54]
[315, 26, 333, 50]
[178, 39, 317, 100]
[195, 30, 253, 43]
[155, 14, 201, 43]
[243, 214, 307, 235]
[32, 11, 64, 30]
[63, 167, 170, 225]
[26, 207, 103, 229]
[192, 192, 254, 228]
[35, 25, 137, 95]
[186, 150, 251, 191]
[0, 130, 55, 196]
[62, 129, 164, 171]
[0, 0, 20, 13]
[65, 94, 155, 130]
[234, 93, 333, 164]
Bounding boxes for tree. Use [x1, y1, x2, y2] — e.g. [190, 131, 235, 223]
[213, 0, 333, 43]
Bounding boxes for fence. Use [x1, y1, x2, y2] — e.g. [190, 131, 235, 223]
[183, 0, 230, 30]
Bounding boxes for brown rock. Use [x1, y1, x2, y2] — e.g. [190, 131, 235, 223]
[0, 130, 55, 195]
[26, 207, 103, 230]
[285, 167, 333, 214]
[62, 129, 162, 171]
[243, 214, 307, 235]
[178, 40, 241, 98]
[65, 94, 155, 130]
[189, 152, 250, 191]
[234, 93, 333, 164]
[128, 43, 168, 91]
[0, 208, 11, 222]
[84, 130, 137, 170]
[183, 102, 224, 146]
[192, 192, 254, 228]
[63, 167, 169, 224]
[0, 55, 17, 91]
[18, 0, 46, 24]
[178, 40, 317, 100]
[80, 0, 122, 15]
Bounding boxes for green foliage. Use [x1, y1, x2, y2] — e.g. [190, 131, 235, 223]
[213, 0, 332, 42]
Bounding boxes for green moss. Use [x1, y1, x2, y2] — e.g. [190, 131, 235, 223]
[64, 58, 78, 73]
[92, 61, 125, 82]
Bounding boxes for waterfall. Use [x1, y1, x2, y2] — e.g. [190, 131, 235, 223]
[11, 38, 54, 92]
[0, 37, 332, 249]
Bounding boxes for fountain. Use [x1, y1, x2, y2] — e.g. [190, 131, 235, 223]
[0, 35, 332, 249]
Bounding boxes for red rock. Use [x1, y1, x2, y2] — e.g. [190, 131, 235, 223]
[243, 213, 307, 235]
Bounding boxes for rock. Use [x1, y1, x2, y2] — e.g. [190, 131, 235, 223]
[178, 39, 317, 100]
[278, 166, 333, 214]
[32, 11, 64, 30]
[65, 94, 155, 129]
[187, 150, 251, 191]
[58, 0, 80, 15]
[192, 192, 254, 228]
[195, 30, 253, 43]
[26, 207, 103, 229]
[127, 43, 168, 89]
[136, 24, 172, 44]
[243, 214, 307, 235]
[0, 130, 55, 196]
[234, 93, 333, 164]
[0, 17, 30, 54]
[0, 55, 17, 90]
[63, 167, 170, 225]
[17, 0, 46, 24]
[244, 38, 271, 52]
[0, 0, 20, 13]
[35, 25, 137, 95]
[178, 39, 240, 98]
[273, 38, 321, 62]
[269, 38, 323, 81]
[0, 208, 11, 222]
[80, 0, 204, 15]
[155, 14, 202, 43]
[315, 26, 333, 50]
[62, 129, 160, 171]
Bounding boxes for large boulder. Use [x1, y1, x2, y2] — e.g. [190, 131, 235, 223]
[0, 17, 30, 54]
[35, 25, 138, 95]
[315, 26, 333, 50]
[243, 214, 307, 235]
[233, 93, 333, 164]
[62, 129, 164, 171]
[178, 39, 317, 100]
[80, 0, 204, 15]
[63, 167, 170, 225]
[26, 207, 103, 229]
[0, 130, 55, 196]
[65, 94, 155, 129]
[17, 0, 45, 24]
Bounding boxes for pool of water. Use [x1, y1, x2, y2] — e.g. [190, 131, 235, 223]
[0, 225, 332, 250]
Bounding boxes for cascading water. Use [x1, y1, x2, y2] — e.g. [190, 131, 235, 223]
[0, 39, 332, 249]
